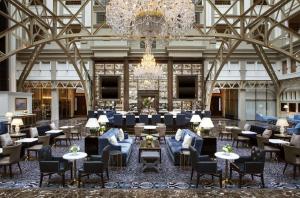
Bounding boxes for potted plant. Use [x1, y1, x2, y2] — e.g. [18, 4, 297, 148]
[146, 135, 153, 145]
[69, 144, 80, 155]
[222, 144, 233, 155]
[99, 125, 106, 135]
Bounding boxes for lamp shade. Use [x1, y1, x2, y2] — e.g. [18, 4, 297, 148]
[85, 118, 100, 128]
[283, 105, 289, 109]
[190, 114, 201, 123]
[5, 112, 13, 118]
[200, 117, 214, 129]
[98, 115, 109, 123]
[11, 118, 24, 126]
[276, 118, 289, 127]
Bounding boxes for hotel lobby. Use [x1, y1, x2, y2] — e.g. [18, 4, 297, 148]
[0, 0, 300, 197]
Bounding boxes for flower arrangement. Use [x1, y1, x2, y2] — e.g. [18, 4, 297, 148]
[69, 145, 80, 154]
[146, 135, 153, 145]
[195, 126, 202, 136]
[143, 97, 154, 109]
[99, 125, 106, 135]
[222, 144, 233, 154]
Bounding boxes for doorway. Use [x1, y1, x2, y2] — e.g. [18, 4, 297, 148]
[74, 93, 87, 117]
[210, 93, 222, 117]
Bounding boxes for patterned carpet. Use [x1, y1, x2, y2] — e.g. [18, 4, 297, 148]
[1, 134, 300, 190]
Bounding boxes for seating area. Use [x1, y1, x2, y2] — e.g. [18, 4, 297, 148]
[1, 0, 300, 196]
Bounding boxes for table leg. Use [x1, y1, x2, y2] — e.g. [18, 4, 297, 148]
[71, 160, 77, 184]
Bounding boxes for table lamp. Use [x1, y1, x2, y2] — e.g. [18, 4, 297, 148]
[190, 114, 201, 130]
[98, 115, 109, 125]
[199, 117, 214, 136]
[11, 118, 24, 134]
[85, 118, 100, 136]
[5, 112, 14, 133]
[276, 118, 289, 134]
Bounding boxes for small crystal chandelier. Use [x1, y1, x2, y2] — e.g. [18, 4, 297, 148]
[106, 0, 195, 39]
[133, 40, 163, 79]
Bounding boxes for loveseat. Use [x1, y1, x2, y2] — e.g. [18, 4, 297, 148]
[98, 128, 133, 166]
[166, 129, 203, 165]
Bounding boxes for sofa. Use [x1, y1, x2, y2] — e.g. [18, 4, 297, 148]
[98, 128, 133, 166]
[255, 113, 277, 124]
[166, 129, 203, 165]
[287, 122, 300, 135]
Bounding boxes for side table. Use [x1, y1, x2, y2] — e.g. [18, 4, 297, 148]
[63, 152, 87, 186]
[180, 150, 190, 169]
[110, 150, 122, 168]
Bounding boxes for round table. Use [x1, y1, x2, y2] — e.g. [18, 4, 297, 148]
[241, 131, 257, 135]
[215, 151, 239, 186]
[63, 152, 87, 185]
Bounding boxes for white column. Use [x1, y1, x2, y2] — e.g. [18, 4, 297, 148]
[238, 89, 246, 121]
[51, 61, 59, 122]
[8, 3, 16, 92]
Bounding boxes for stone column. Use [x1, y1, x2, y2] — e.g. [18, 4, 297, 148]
[238, 89, 246, 121]
[8, 3, 16, 92]
[51, 61, 59, 122]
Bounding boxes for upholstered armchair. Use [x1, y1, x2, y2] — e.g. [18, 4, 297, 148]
[231, 128, 250, 148]
[27, 135, 50, 159]
[230, 146, 266, 188]
[256, 135, 280, 160]
[283, 144, 300, 179]
[153, 123, 166, 143]
[134, 123, 147, 141]
[0, 143, 22, 178]
[79, 145, 110, 187]
[287, 123, 300, 135]
[189, 146, 222, 188]
[89, 145, 110, 180]
[38, 146, 72, 187]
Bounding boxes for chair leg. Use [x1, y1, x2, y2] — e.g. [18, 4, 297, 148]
[229, 167, 232, 179]
[106, 168, 109, 180]
[190, 168, 194, 180]
[294, 165, 296, 179]
[78, 173, 81, 188]
[17, 162, 22, 174]
[261, 173, 265, 188]
[101, 173, 104, 188]
[9, 164, 12, 178]
[62, 173, 65, 187]
[239, 174, 242, 188]
[39, 173, 44, 187]
[196, 174, 200, 188]
[219, 173, 222, 188]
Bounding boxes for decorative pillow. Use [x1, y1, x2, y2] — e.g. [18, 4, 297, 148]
[182, 134, 193, 149]
[118, 128, 125, 141]
[290, 134, 300, 148]
[262, 129, 272, 139]
[50, 122, 57, 130]
[244, 123, 251, 131]
[30, 127, 39, 138]
[175, 129, 183, 141]
[0, 133, 13, 147]
[109, 135, 119, 146]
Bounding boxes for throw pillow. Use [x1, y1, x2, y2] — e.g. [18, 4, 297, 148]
[118, 128, 125, 141]
[50, 122, 57, 130]
[290, 134, 300, 148]
[109, 135, 119, 146]
[175, 129, 183, 141]
[0, 133, 13, 147]
[262, 129, 272, 139]
[30, 127, 39, 138]
[244, 123, 251, 131]
[182, 134, 193, 149]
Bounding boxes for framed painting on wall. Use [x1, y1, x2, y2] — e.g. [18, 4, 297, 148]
[15, 98, 27, 111]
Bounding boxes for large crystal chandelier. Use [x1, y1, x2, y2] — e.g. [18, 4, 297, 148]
[106, 0, 195, 39]
[133, 40, 163, 79]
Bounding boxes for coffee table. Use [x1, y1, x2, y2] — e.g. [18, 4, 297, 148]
[139, 140, 161, 163]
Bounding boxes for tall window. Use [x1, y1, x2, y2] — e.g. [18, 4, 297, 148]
[96, 12, 106, 24]
[291, 59, 297, 73]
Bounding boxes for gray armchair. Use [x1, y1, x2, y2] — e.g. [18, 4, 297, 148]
[78, 145, 110, 187]
[230, 146, 265, 188]
[283, 144, 300, 179]
[38, 145, 72, 187]
[0, 143, 22, 178]
[189, 146, 222, 188]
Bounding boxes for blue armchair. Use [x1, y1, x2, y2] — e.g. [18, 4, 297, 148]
[287, 123, 300, 135]
[0, 121, 8, 135]
[255, 113, 277, 124]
